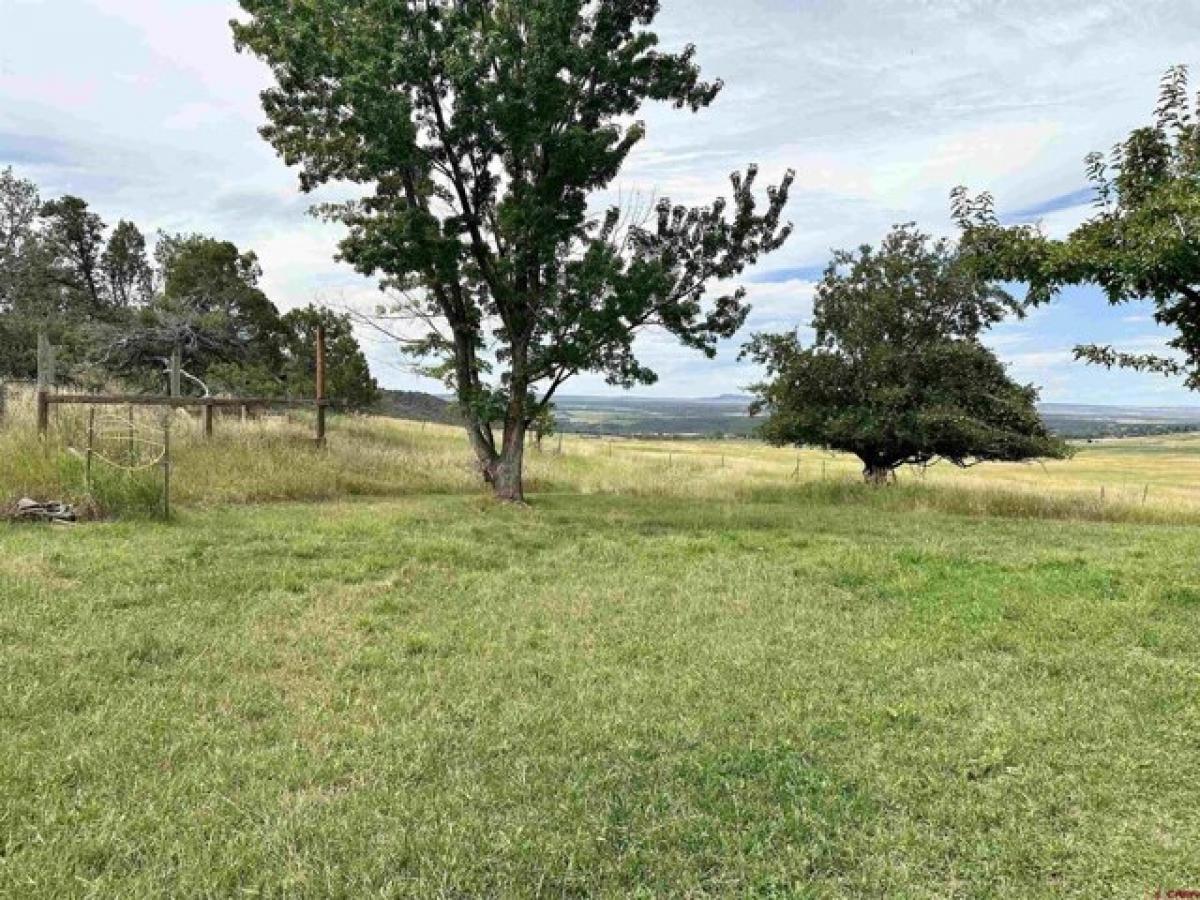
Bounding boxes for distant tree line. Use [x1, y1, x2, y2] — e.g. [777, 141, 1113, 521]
[0, 167, 379, 408]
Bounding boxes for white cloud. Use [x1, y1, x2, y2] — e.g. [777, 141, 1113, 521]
[3, 0, 1199, 401]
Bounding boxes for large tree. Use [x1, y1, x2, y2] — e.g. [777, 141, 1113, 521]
[954, 65, 1200, 388]
[155, 234, 280, 340]
[745, 225, 1068, 484]
[233, 0, 793, 501]
[0, 167, 40, 270]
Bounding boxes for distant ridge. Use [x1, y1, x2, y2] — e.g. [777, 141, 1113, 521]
[1039, 402, 1200, 419]
[700, 393, 754, 403]
[376, 390, 460, 425]
[1037, 403, 1200, 439]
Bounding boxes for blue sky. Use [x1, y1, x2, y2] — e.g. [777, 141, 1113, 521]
[2, 0, 1199, 404]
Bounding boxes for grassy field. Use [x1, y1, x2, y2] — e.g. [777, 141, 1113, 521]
[5, 385, 1200, 521]
[3, 395, 1200, 896]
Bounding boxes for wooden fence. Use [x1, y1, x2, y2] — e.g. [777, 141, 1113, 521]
[31, 325, 331, 445]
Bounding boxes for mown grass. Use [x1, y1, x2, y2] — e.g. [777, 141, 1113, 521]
[3, 494, 1199, 896]
[4, 386, 1200, 895]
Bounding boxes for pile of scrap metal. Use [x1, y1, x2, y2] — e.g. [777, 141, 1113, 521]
[8, 498, 78, 524]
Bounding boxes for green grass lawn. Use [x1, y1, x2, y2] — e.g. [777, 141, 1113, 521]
[3, 491, 1199, 897]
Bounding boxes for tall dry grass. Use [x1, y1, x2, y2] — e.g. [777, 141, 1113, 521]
[4, 382, 1200, 523]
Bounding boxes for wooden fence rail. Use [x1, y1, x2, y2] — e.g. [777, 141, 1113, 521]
[37, 393, 331, 440]
[33, 324, 329, 445]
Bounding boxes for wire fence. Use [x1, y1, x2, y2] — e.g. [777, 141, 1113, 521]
[63, 407, 173, 519]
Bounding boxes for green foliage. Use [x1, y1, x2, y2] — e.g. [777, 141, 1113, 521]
[746, 225, 1069, 481]
[155, 233, 282, 355]
[232, 0, 793, 498]
[277, 304, 380, 409]
[39, 195, 107, 314]
[0, 170, 379, 401]
[0, 168, 65, 378]
[100, 220, 153, 309]
[86, 234, 284, 391]
[529, 400, 557, 446]
[955, 64, 1200, 388]
[0, 167, 41, 292]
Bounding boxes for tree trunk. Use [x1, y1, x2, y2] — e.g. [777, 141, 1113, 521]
[490, 439, 525, 503]
[451, 399, 498, 490]
[451, 328, 499, 485]
[488, 405, 528, 503]
[449, 324, 530, 502]
[863, 462, 893, 486]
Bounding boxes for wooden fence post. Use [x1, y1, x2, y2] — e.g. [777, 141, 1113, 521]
[203, 401, 214, 439]
[0, 380, 6, 426]
[169, 344, 182, 399]
[315, 323, 327, 446]
[38, 330, 53, 389]
[36, 390, 50, 437]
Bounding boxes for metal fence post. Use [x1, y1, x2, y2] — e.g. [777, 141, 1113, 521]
[161, 415, 171, 521]
[36, 331, 52, 437]
[85, 408, 96, 492]
[315, 323, 327, 446]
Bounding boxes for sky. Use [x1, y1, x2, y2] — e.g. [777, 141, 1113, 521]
[2, 0, 1199, 405]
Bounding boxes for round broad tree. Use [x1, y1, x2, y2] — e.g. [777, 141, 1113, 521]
[745, 225, 1070, 484]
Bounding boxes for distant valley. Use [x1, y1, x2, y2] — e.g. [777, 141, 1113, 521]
[378, 391, 1200, 440]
